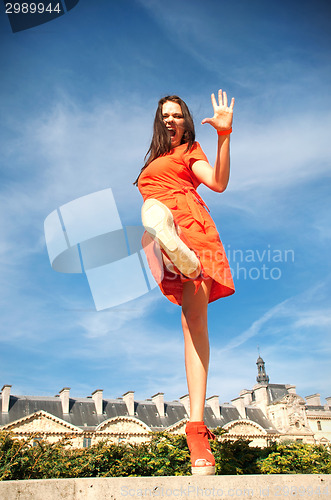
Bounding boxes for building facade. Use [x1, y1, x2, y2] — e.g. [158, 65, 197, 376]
[1, 357, 330, 448]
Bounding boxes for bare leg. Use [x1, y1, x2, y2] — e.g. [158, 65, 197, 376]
[181, 278, 212, 421]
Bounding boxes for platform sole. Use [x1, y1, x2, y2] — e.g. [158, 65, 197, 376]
[191, 465, 215, 476]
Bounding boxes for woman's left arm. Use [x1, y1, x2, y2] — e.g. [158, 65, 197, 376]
[192, 89, 235, 193]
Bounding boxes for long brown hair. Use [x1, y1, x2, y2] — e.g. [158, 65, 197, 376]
[133, 95, 195, 186]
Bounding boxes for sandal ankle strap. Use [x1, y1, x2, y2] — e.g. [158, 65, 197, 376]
[186, 422, 216, 441]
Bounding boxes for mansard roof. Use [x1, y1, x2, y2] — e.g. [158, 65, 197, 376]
[0, 395, 63, 427]
[2, 382, 329, 437]
[204, 404, 242, 430]
[136, 400, 186, 430]
[245, 407, 278, 433]
[266, 384, 289, 404]
[306, 405, 326, 411]
[0, 391, 244, 432]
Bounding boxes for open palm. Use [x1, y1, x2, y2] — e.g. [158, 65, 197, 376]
[201, 89, 234, 131]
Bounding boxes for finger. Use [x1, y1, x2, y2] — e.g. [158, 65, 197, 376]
[218, 89, 222, 106]
[211, 93, 217, 110]
[223, 91, 228, 108]
[230, 97, 235, 110]
[201, 117, 212, 125]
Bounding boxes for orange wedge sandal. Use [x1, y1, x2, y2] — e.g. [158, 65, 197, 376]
[141, 198, 201, 279]
[185, 421, 216, 475]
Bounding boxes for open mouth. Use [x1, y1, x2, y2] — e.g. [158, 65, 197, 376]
[167, 128, 176, 137]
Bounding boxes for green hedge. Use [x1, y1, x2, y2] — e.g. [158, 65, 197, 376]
[0, 431, 330, 480]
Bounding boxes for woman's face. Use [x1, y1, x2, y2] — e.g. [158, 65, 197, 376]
[162, 101, 186, 148]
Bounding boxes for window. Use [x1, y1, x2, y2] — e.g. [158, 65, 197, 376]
[83, 437, 92, 448]
[317, 420, 322, 431]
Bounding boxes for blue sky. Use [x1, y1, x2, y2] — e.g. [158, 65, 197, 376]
[1, 0, 330, 406]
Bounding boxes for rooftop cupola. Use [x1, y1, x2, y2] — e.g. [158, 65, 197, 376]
[256, 355, 269, 384]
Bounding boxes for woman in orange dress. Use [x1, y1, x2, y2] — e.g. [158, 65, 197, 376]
[135, 89, 235, 475]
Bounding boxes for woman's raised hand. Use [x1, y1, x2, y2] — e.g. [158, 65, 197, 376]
[201, 89, 235, 132]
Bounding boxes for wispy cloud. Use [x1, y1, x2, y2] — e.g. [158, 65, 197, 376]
[56, 293, 190, 400]
[217, 300, 290, 352]
[138, 0, 331, 224]
[198, 110, 331, 215]
[206, 281, 331, 402]
[218, 281, 331, 354]
[1, 91, 330, 400]
[77, 293, 162, 339]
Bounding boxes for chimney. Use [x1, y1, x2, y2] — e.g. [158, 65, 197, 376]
[253, 385, 268, 414]
[59, 387, 70, 414]
[206, 395, 221, 419]
[286, 385, 296, 395]
[306, 394, 321, 406]
[231, 396, 246, 419]
[92, 389, 103, 416]
[152, 392, 165, 417]
[122, 391, 135, 416]
[1, 385, 11, 413]
[179, 394, 190, 417]
[325, 396, 331, 408]
[240, 389, 253, 406]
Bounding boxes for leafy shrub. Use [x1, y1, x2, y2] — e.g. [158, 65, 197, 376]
[212, 439, 261, 475]
[0, 431, 330, 480]
[258, 442, 331, 474]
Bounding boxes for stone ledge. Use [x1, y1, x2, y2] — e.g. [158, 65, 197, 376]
[0, 474, 330, 500]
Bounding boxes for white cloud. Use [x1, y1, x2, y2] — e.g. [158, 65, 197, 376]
[198, 111, 331, 210]
[1, 94, 329, 401]
[218, 282, 331, 354]
[207, 281, 331, 403]
[293, 310, 331, 329]
[138, 0, 331, 226]
[77, 293, 162, 339]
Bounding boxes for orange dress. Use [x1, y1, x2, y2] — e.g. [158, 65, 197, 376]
[138, 142, 235, 306]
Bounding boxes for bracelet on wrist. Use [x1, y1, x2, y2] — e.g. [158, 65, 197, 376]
[217, 127, 232, 136]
